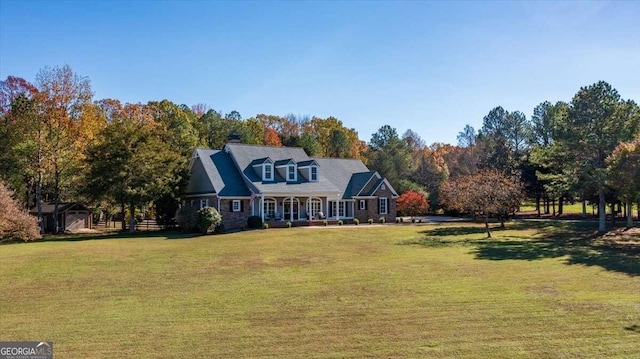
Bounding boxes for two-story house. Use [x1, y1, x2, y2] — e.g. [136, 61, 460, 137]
[184, 135, 398, 229]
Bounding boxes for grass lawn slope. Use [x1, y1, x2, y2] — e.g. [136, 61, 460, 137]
[1, 222, 638, 358]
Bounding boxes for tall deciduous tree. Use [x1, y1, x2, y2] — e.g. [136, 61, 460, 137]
[0, 76, 40, 210]
[86, 119, 181, 233]
[411, 147, 449, 210]
[36, 65, 94, 232]
[457, 124, 476, 148]
[607, 138, 640, 228]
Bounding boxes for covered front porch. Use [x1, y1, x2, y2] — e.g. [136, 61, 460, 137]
[251, 195, 354, 222]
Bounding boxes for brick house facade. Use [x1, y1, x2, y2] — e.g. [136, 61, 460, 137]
[184, 140, 398, 229]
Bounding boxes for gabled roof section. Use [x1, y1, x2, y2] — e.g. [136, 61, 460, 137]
[344, 171, 377, 199]
[356, 171, 382, 196]
[312, 157, 371, 199]
[274, 158, 296, 167]
[297, 160, 318, 167]
[250, 157, 273, 166]
[188, 148, 251, 197]
[226, 143, 341, 195]
[361, 177, 399, 197]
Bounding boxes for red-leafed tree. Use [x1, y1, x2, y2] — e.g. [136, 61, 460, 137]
[397, 190, 429, 219]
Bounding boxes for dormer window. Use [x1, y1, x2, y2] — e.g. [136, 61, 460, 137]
[310, 166, 318, 181]
[287, 164, 297, 182]
[263, 163, 273, 181]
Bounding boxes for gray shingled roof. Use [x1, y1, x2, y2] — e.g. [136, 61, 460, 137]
[297, 160, 317, 167]
[189, 144, 385, 198]
[312, 157, 372, 199]
[226, 143, 342, 195]
[192, 148, 251, 196]
[344, 171, 377, 198]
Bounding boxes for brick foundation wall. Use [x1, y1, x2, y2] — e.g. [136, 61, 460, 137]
[218, 199, 251, 229]
[185, 196, 251, 229]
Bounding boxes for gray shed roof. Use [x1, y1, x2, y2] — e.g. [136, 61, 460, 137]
[30, 202, 90, 214]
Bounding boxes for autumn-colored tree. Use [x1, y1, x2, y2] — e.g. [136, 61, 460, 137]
[264, 127, 283, 146]
[308, 116, 361, 158]
[412, 147, 449, 210]
[0, 181, 41, 242]
[191, 103, 210, 118]
[397, 190, 429, 219]
[36, 65, 94, 232]
[0, 76, 40, 208]
[440, 169, 523, 238]
[607, 138, 640, 228]
[242, 117, 266, 145]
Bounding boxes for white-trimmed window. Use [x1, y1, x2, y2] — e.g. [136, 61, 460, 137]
[310, 166, 318, 181]
[359, 199, 366, 210]
[232, 200, 241, 212]
[330, 201, 346, 218]
[200, 199, 209, 209]
[263, 164, 273, 181]
[379, 197, 388, 215]
[287, 164, 297, 181]
[381, 183, 386, 191]
[263, 198, 276, 219]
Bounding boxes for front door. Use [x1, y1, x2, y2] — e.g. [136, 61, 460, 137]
[283, 199, 299, 220]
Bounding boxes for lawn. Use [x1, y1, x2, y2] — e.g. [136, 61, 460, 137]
[1, 222, 639, 358]
[519, 201, 639, 216]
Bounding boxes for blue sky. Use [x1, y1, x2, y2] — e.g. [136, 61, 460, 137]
[1, 1, 638, 145]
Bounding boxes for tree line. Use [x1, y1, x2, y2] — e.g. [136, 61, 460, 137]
[1, 65, 638, 238]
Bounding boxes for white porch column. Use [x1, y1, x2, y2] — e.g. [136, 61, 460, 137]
[290, 196, 294, 222]
[260, 196, 264, 221]
[308, 196, 311, 221]
[336, 195, 340, 221]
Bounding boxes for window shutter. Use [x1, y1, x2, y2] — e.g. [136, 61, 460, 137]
[240, 200, 244, 212]
[365, 201, 368, 210]
[229, 201, 233, 212]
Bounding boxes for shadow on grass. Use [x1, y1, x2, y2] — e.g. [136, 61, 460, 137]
[625, 324, 640, 333]
[1, 230, 199, 245]
[419, 226, 489, 237]
[401, 221, 640, 276]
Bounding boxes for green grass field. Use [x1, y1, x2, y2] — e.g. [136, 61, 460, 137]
[519, 201, 639, 215]
[1, 222, 639, 358]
